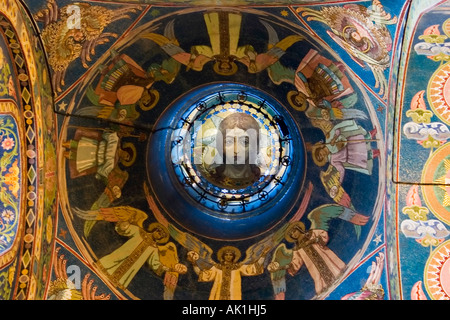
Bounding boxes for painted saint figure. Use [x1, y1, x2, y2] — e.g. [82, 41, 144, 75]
[62, 128, 135, 181]
[94, 52, 160, 112]
[208, 112, 261, 189]
[96, 221, 187, 296]
[268, 221, 346, 297]
[187, 246, 265, 300]
[310, 119, 379, 179]
[268, 204, 369, 298]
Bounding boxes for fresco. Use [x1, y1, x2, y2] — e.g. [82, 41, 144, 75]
[48, 1, 393, 300]
[3, 0, 449, 302]
[393, 0, 450, 300]
[0, 29, 22, 262]
[0, 0, 57, 300]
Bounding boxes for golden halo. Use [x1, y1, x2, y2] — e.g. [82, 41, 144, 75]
[120, 142, 137, 167]
[287, 90, 307, 111]
[285, 221, 306, 243]
[147, 222, 170, 244]
[139, 89, 160, 111]
[311, 143, 328, 167]
[213, 60, 238, 76]
[217, 246, 241, 263]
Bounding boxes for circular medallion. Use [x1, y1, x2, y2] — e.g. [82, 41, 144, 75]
[425, 240, 450, 300]
[421, 142, 450, 224]
[147, 83, 306, 240]
[427, 61, 450, 125]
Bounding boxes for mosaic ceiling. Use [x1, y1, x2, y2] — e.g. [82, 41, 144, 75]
[1, 0, 450, 301]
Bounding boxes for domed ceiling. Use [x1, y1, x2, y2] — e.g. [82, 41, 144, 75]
[1, 0, 450, 301]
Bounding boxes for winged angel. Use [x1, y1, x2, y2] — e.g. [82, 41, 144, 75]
[141, 11, 302, 76]
[267, 203, 370, 299]
[144, 183, 369, 300]
[267, 47, 368, 122]
[72, 205, 187, 299]
[297, 0, 397, 100]
[73, 180, 369, 299]
[309, 119, 379, 212]
[34, 0, 141, 92]
[143, 181, 313, 300]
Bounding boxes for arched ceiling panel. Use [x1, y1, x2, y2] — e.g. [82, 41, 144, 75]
[6, 0, 448, 302]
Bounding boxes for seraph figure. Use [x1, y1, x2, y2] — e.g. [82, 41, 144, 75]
[142, 12, 302, 76]
[48, 247, 111, 300]
[34, 0, 141, 93]
[297, 0, 397, 100]
[341, 252, 385, 300]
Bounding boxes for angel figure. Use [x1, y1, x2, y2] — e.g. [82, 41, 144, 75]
[73, 206, 186, 299]
[268, 48, 367, 125]
[78, 21, 185, 121]
[62, 127, 136, 181]
[268, 203, 369, 298]
[48, 247, 111, 300]
[144, 181, 314, 300]
[76, 51, 159, 123]
[309, 119, 379, 208]
[297, 0, 398, 100]
[141, 12, 302, 76]
[96, 221, 187, 297]
[187, 246, 266, 300]
[34, 0, 141, 92]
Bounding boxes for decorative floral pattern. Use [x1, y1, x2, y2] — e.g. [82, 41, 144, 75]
[0, 115, 20, 254]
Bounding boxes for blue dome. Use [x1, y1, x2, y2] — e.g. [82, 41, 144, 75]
[147, 83, 306, 240]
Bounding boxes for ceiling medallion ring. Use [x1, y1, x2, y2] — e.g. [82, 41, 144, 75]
[147, 82, 306, 240]
[170, 88, 292, 215]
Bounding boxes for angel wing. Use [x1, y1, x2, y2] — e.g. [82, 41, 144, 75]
[168, 224, 215, 270]
[261, 19, 297, 86]
[48, 247, 111, 300]
[240, 20, 303, 73]
[72, 205, 148, 237]
[308, 203, 370, 239]
[320, 164, 354, 209]
[143, 183, 215, 270]
[269, 243, 293, 299]
[143, 20, 182, 83]
[241, 181, 313, 266]
[141, 20, 212, 72]
[267, 61, 295, 86]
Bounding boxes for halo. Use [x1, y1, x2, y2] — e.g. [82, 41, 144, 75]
[120, 142, 137, 167]
[311, 142, 328, 167]
[213, 60, 238, 76]
[147, 222, 170, 244]
[139, 88, 160, 111]
[287, 90, 307, 111]
[285, 221, 306, 243]
[217, 245, 241, 263]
